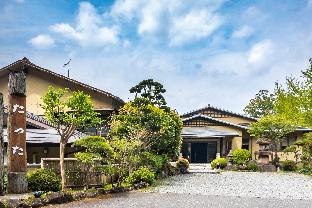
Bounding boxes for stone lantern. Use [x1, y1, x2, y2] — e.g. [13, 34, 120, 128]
[256, 140, 271, 165]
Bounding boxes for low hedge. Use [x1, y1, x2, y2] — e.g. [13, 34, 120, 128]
[232, 149, 252, 165]
[125, 167, 156, 185]
[211, 158, 228, 169]
[281, 160, 296, 171]
[27, 168, 61, 192]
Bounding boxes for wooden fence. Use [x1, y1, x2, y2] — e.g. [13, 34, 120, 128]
[41, 158, 116, 188]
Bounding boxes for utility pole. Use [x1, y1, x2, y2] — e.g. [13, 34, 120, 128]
[7, 71, 28, 193]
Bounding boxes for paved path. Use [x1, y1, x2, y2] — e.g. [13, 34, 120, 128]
[51, 171, 312, 208]
[188, 163, 216, 173]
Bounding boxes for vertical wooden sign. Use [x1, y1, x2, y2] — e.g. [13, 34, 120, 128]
[0, 93, 4, 195]
[7, 72, 28, 193]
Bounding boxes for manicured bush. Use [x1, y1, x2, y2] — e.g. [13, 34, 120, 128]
[176, 158, 189, 169]
[211, 158, 228, 169]
[246, 160, 259, 171]
[232, 149, 252, 165]
[176, 158, 189, 174]
[125, 167, 155, 185]
[27, 168, 61, 192]
[281, 160, 296, 171]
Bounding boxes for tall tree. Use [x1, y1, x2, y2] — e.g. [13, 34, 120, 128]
[109, 97, 183, 158]
[129, 79, 168, 109]
[274, 59, 312, 127]
[41, 86, 100, 190]
[244, 89, 275, 118]
[248, 115, 295, 165]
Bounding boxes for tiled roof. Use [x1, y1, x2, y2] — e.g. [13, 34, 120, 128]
[183, 114, 249, 130]
[3, 128, 86, 144]
[182, 127, 239, 138]
[4, 105, 53, 128]
[182, 104, 257, 121]
[0, 57, 124, 104]
[183, 114, 312, 133]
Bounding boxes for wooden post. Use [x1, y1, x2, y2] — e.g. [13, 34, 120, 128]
[0, 93, 4, 195]
[7, 72, 28, 193]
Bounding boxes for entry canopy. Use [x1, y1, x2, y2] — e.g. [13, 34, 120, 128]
[182, 127, 239, 138]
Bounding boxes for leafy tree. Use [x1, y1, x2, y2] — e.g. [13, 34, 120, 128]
[41, 86, 100, 190]
[73, 136, 114, 189]
[248, 115, 295, 165]
[109, 97, 183, 158]
[274, 60, 312, 127]
[129, 79, 168, 109]
[244, 89, 275, 118]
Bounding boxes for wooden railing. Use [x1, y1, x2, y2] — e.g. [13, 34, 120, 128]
[41, 158, 116, 188]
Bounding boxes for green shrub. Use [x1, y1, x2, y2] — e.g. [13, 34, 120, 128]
[299, 167, 312, 175]
[176, 158, 189, 169]
[232, 149, 252, 165]
[164, 162, 179, 176]
[211, 158, 228, 169]
[125, 167, 155, 185]
[139, 152, 168, 173]
[27, 168, 61, 192]
[281, 160, 296, 171]
[176, 158, 189, 174]
[246, 160, 259, 171]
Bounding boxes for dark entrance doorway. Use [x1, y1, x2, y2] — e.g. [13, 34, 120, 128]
[191, 143, 208, 163]
[190, 142, 218, 163]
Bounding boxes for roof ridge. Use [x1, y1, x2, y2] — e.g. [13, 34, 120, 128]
[183, 114, 249, 130]
[0, 58, 125, 104]
[182, 104, 257, 121]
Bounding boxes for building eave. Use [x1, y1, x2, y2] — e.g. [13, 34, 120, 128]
[182, 104, 258, 121]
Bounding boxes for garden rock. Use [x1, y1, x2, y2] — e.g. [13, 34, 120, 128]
[72, 191, 86, 201]
[42, 192, 73, 204]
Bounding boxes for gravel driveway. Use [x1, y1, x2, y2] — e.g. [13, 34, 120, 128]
[154, 171, 312, 200]
[51, 171, 312, 208]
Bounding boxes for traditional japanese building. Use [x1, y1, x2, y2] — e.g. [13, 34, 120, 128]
[0, 58, 124, 164]
[181, 105, 312, 163]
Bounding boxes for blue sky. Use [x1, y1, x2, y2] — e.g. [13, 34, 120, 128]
[1, 0, 312, 114]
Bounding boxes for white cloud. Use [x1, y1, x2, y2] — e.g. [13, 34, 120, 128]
[111, 0, 144, 20]
[29, 34, 55, 49]
[232, 25, 254, 39]
[138, 1, 165, 35]
[169, 9, 223, 46]
[248, 39, 274, 66]
[51, 2, 119, 47]
[111, 0, 224, 46]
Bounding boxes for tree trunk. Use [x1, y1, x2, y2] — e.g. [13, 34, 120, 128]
[0, 93, 4, 195]
[60, 141, 66, 191]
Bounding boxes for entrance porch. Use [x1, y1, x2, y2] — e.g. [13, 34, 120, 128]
[181, 127, 239, 163]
